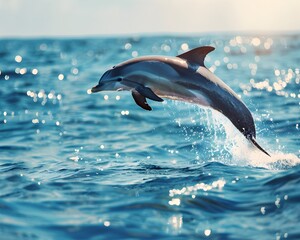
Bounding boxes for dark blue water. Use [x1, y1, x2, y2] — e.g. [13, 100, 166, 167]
[0, 35, 299, 240]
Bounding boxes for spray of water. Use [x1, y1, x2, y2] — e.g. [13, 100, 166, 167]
[212, 110, 300, 170]
[167, 101, 300, 170]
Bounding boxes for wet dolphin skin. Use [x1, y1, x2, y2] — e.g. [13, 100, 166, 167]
[92, 46, 270, 156]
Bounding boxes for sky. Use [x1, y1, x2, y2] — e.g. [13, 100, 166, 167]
[1, 0, 300, 37]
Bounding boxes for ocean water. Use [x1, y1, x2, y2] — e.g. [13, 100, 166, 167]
[0, 35, 299, 240]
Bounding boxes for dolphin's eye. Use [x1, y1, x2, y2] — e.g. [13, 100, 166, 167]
[117, 78, 122, 82]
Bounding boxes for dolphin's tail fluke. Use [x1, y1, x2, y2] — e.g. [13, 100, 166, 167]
[249, 137, 271, 157]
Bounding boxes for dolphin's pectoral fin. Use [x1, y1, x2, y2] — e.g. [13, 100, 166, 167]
[132, 90, 152, 111]
[135, 86, 164, 102]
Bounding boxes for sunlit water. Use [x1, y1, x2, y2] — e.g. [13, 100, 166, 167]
[0, 35, 299, 240]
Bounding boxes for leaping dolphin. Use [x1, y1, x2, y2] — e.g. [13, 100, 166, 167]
[91, 46, 270, 156]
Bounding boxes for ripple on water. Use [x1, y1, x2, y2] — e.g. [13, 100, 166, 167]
[0, 35, 299, 239]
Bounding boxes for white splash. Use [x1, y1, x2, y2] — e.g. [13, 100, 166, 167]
[168, 102, 300, 170]
[218, 110, 300, 170]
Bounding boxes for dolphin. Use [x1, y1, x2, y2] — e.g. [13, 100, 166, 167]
[91, 46, 270, 156]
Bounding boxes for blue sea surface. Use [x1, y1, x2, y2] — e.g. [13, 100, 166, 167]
[0, 35, 299, 240]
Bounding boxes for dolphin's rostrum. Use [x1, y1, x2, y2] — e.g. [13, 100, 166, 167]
[91, 46, 270, 156]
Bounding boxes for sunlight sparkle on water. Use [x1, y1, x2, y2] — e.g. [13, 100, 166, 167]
[181, 43, 189, 51]
[251, 37, 261, 46]
[121, 110, 130, 116]
[103, 221, 110, 227]
[1, 35, 299, 240]
[169, 179, 226, 198]
[69, 156, 79, 162]
[38, 90, 45, 98]
[72, 68, 79, 75]
[204, 229, 211, 236]
[20, 68, 27, 75]
[58, 74, 64, 81]
[32, 119, 39, 124]
[161, 44, 171, 52]
[27, 89, 62, 104]
[32, 68, 38, 75]
[124, 43, 132, 50]
[132, 51, 138, 57]
[168, 215, 183, 230]
[224, 46, 230, 53]
[48, 92, 54, 99]
[15, 55, 22, 63]
[168, 198, 181, 206]
[235, 36, 243, 44]
[39, 43, 47, 51]
[275, 197, 281, 208]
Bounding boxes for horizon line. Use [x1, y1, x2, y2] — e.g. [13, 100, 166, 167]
[1, 30, 300, 40]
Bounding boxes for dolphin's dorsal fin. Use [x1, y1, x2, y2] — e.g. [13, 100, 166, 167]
[176, 46, 215, 67]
